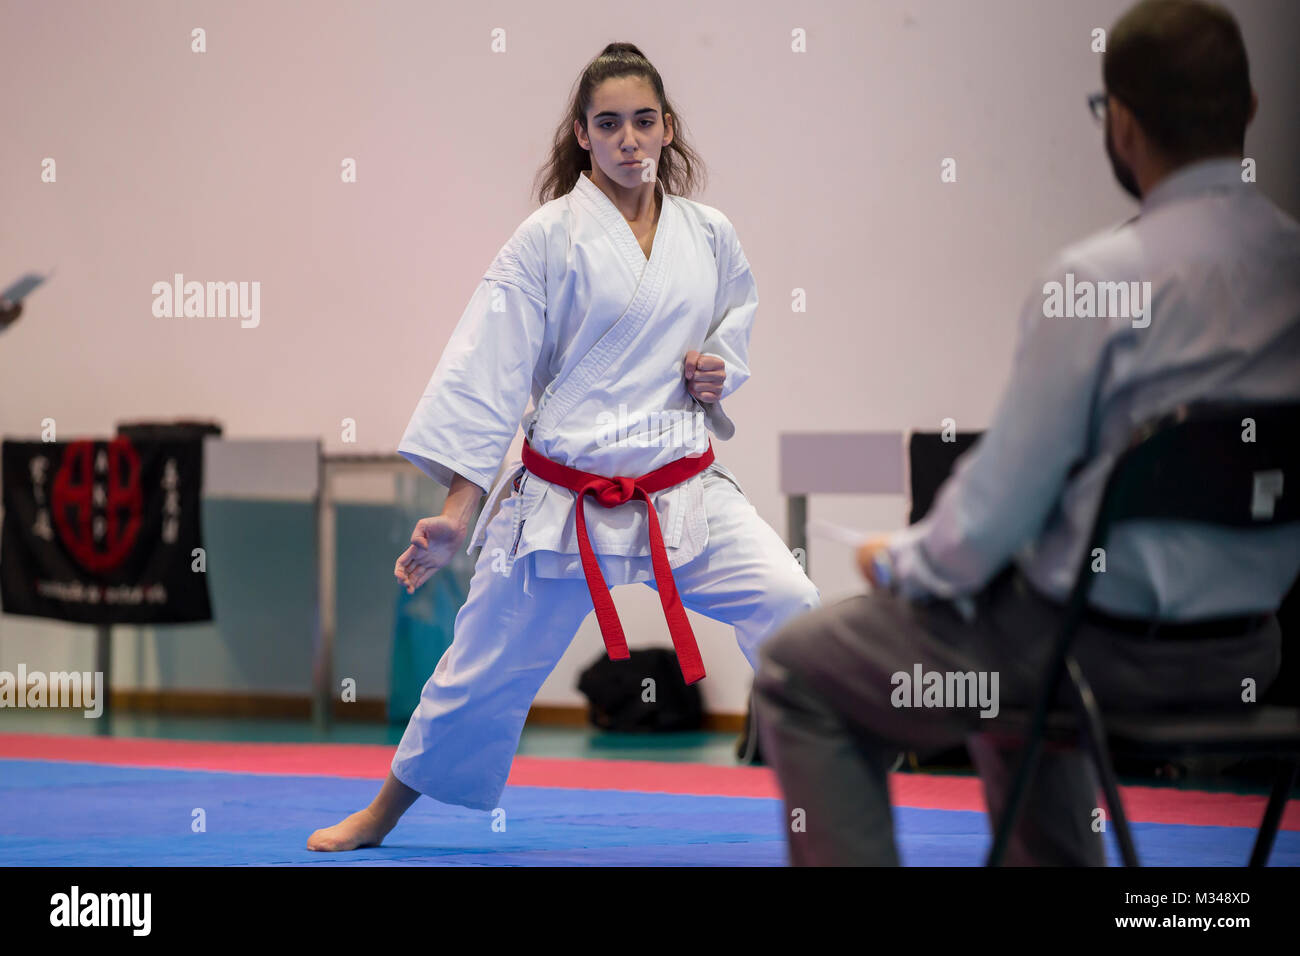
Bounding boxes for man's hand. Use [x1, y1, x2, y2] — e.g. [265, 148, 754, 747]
[0, 298, 23, 331]
[855, 534, 894, 589]
[395, 516, 468, 594]
[683, 350, 725, 403]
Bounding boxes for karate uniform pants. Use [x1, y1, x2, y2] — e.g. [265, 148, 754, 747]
[752, 567, 1283, 866]
[391, 469, 821, 810]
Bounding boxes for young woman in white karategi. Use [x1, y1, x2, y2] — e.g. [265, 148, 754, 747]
[309, 42, 819, 851]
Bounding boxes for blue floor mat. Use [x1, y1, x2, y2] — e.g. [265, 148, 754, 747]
[1, 759, 1294, 866]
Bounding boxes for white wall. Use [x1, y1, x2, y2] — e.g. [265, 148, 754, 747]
[2, 0, 1297, 716]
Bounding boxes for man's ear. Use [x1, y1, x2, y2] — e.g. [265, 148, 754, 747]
[1109, 98, 1133, 142]
[1109, 97, 1142, 160]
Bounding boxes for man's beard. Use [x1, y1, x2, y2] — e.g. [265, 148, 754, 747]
[1105, 115, 1142, 200]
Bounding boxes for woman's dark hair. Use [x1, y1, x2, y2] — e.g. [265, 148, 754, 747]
[533, 42, 706, 205]
[1103, 0, 1252, 163]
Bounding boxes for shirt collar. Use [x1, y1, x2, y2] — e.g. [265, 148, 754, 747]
[575, 168, 667, 201]
[1140, 157, 1246, 214]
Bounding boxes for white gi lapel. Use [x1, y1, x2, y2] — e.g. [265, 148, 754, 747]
[575, 169, 663, 277]
[533, 173, 678, 437]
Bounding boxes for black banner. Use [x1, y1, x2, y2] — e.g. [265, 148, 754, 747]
[0, 437, 212, 624]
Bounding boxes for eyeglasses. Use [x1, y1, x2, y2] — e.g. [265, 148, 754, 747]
[1088, 91, 1108, 125]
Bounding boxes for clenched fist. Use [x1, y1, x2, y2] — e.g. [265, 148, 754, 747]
[683, 350, 725, 403]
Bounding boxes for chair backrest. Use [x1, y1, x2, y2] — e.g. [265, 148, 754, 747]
[1097, 401, 1300, 532]
[1067, 401, 1300, 617]
[907, 431, 983, 524]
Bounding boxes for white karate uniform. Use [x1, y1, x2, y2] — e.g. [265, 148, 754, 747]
[391, 170, 820, 809]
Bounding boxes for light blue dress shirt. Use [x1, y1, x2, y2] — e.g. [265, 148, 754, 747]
[888, 158, 1300, 620]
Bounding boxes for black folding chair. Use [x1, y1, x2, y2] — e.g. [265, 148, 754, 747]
[982, 401, 1300, 867]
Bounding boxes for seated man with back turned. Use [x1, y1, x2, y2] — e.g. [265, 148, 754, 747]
[753, 0, 1300, 866]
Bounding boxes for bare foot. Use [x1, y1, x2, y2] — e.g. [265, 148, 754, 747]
[307, 808, 392, 852]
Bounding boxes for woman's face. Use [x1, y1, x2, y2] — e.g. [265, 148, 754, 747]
[577, 75, 673, 188]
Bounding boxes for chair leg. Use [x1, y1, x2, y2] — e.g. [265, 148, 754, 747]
[1249, 759, 1299, 867]
[986, 614, 1081, 866]
[986, 734, 1046, 866]
[1066, 657, 1139, 867]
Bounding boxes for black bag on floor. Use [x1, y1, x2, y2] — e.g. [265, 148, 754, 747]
[577, 648, 703, 732]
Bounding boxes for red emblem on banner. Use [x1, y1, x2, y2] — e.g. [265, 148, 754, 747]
[51, 438, 143, 572]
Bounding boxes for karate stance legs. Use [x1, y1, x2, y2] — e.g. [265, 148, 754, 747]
[308, 469, 818, 850]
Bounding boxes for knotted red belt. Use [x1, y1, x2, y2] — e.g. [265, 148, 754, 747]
[520, 438, 715, 684]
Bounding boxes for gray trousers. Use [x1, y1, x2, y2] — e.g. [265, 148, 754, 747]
[752, 568, 1283, 866]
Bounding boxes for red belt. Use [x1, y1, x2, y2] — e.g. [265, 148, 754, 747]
[520, 438, 715, 684]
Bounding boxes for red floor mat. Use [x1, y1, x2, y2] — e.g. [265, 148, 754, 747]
[1, 732, 1294, 830]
